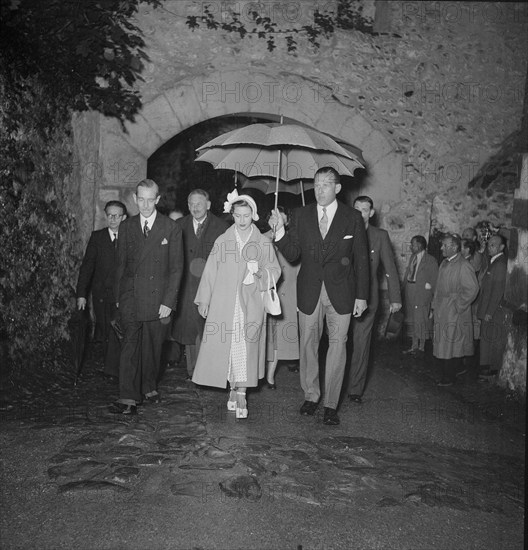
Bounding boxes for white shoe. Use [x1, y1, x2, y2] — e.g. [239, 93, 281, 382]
[235, 391, 248, 419]
[227, 389, 237, 411]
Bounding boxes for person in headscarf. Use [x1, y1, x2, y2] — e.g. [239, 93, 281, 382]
[192, 190, 281, 419]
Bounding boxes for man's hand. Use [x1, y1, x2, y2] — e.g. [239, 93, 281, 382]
[197, 303, 209, 318]
[268, 208, 285, 232]
[158, 304, 172, 319]
[77, 297, 87, 310]
[390, 303, 402, 313]
[353, 299, 368, 317]
[484, 314, 492, 322]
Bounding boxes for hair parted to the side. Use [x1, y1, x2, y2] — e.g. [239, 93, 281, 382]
[412, 235, 427, 250]
[136, 178, 159, 195]
[104, 200, 127, 216]
[314, 166, 340, 182]
[354, 195, 374, 208]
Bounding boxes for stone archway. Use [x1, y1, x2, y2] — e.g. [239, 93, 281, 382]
[72, 69, 401, 238]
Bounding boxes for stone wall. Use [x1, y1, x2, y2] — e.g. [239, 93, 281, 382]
[71, 1, 528, 388]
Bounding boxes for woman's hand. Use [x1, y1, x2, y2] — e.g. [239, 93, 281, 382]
[198, 303, 209, 318]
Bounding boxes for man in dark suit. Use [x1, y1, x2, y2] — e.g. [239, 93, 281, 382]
[109, 179, 183, 415]
[76, 200, 127, 379]
[477, 234, 508, 378]
[346, 196, 402, 403]
[269, 167, 369, 425]
[171, 189, 229, 379]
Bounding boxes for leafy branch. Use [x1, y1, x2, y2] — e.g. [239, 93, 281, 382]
[186, 0, 374, 53]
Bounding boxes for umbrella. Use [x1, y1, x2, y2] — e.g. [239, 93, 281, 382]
[239, 175, 313, 206]
[195, 122, 364, 209]
[69, 308, 90, 386]
[197, 123, 359, 160]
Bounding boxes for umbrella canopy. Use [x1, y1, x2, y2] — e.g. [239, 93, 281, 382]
[195, 145, 363, 181]
[240, 176, 314, 195]
[197, 123, 359, 161]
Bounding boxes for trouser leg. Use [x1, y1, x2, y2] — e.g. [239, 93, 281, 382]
[298, 296, 324, 404]
[347, 308, 375, 397]
[118, 319, 142, 404]
[141, 319, 166, 395]
[320, 286, 351, 410]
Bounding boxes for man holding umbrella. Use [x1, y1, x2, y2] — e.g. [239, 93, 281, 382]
[269, 167, 369, 425]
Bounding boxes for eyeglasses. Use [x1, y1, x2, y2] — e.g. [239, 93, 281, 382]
[106, 214, 124, 219]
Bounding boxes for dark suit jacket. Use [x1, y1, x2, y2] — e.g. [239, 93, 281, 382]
[276, 201, 369, 315]
[477, 253, 507, 320]
[171, 213, 229, 344]
[76, 228, 117, 304]
[365, 225, 401, 310]
[115, 213, 183, 322]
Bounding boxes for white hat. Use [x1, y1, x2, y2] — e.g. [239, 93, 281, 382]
[223, 189, 259, 221]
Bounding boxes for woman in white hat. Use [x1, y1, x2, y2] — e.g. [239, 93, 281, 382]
[192, 190, 281, 419]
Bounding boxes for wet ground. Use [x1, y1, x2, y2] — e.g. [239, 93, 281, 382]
[0, 339, 525, 550]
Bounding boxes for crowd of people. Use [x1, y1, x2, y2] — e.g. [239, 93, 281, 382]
[75, 170, 509, 424]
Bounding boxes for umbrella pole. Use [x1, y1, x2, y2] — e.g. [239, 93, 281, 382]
[274, 148, 281, 211]
[300, 180, 305, 206]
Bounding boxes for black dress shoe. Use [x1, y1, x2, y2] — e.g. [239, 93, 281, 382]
[143, 393, 161, 404]
[348, 394, 362, 404]
[108, 402, 137, 415]
[323, 407, 340, 425]
[266, 381, 277, 390]
[300, 400, 318, 416]
[286, 362, 300, 373]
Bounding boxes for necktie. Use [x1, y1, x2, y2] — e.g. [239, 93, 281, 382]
[195, 222, 204, 239]
[408, 254, 417, 282]
[143, 220, 149, 238]
[113, 233, 118, 248]
[319, 207, 328, 238]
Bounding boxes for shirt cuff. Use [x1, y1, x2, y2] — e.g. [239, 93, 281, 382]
[274, 227, 286, 241]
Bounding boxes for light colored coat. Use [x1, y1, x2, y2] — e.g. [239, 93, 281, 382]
[432, 253, 479, 359]
[192, 225, 281, 388]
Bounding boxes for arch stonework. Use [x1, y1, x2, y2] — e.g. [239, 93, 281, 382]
[73, 70, 402, 234]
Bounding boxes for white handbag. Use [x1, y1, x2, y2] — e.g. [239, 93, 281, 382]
[262, 268, 281, 316]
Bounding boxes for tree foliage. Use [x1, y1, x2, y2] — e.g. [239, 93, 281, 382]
[0, 0, 160, 376]
[186, 0, 374, 53]
[1, 0, 161, 126]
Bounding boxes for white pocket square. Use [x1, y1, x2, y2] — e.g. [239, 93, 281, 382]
[161, 238, 168, 245]
[343, 235, 353, 240]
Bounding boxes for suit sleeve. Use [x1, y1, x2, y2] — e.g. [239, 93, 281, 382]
[352, 213, 370, 301]
[162, 222, 184, 310]
[380, 230, 401, 303]
[275, 208, 302, 264]
[482, 260, 507, 318]
[114, 223, 127, 303]
[76, 232, 97, 298]
[427, 256, 439, 294]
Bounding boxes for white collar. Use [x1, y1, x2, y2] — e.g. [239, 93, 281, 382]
[317, 200, 338, 217]
[490, 252, 503, 263]
[140, 211, 157, 227]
